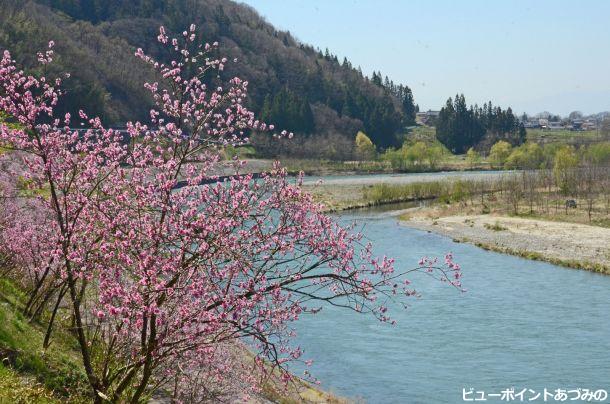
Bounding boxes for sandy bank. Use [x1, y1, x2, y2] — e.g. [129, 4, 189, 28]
[403, 214, 610, 274]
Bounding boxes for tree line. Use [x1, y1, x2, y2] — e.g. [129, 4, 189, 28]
[486, 140, 610, 170]
[436, 94, 526, 153]
[372, 71, 419, 126]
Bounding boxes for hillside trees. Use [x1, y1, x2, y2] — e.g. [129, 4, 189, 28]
[259, 88, 314, 135]
[362, 96, 403, 148]
[0, 26, 462, 402]
[0, 0, 408, 153]
[480, 102, 526, 146]
[376, 76, 417, 126]
[402, 86, 417, 126]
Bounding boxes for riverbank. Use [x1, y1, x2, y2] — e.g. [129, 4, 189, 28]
[213, 158, 493, 177]
[304, 169, 610, 274]
[302, 170, 508, 211]
[312, 180, 610, 274]
[402, 212, 610, 274]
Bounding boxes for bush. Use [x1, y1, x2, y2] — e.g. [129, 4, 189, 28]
[584, 142, 610, 165]
[466, 147, 480, 168]
[355, 131, 376, 160]
[484, 221, 507, 231]
[380, 141, 444, 171]
[489, 140, 512, 168]
[553, 146, 579, 195]
[504, 143, 543, 169]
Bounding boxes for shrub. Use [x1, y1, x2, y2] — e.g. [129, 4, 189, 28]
[553, 146, 579, 195]
[489, 140, 512, 168]
[355, 131, 376, 160]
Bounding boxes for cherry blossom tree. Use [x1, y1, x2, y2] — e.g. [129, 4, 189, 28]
[0, 26, 462, 402]
[0, 42, 132, 396]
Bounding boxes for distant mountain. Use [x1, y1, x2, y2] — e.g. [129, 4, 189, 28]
[0, 0, 416, 152]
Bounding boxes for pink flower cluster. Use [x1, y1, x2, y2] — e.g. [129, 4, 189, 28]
[0, 25, 461, 402]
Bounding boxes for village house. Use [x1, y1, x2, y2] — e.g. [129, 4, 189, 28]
[416, 110, 440, 125]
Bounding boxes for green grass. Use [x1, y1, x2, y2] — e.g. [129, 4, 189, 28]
[526, 128, 601, 143]
[0, 363, 63, 404]
[0, 279, 89, 402]
[363, 179, 495, 206]
[363, 182, 444, 204]
[472, 242, 609, 274]
[591, 217, 610, 228]
[0, 276, 343, 403]
[406, 126, 437, 143]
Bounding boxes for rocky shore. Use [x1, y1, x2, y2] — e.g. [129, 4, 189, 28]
[402, 214, 610, 274]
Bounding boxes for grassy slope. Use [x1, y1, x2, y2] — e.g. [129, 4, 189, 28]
[0, 364, 60, 404]
[0, 278, 89, 403]
[0, 276, 346, 403]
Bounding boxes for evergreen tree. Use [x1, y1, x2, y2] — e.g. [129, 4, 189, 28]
[436, 94, 485, 153]
[437, 94, 525, 153]
[371, 71, 383, 86]
[401, 86, 416, 126]
[259, 88, 315, 135]
[518, 123, 527, 144]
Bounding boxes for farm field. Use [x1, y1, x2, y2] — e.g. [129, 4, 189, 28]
[526, 128, 606, 144]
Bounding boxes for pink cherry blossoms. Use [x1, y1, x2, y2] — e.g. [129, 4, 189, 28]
[0, 26, 461, 402]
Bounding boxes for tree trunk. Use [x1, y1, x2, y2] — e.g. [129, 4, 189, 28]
[43, 284, 68, 349]
[24, 260, 53, 316]
[29, 285, 56, 322]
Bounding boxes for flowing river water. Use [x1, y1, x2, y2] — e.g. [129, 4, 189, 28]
[289, 203, 610, 403]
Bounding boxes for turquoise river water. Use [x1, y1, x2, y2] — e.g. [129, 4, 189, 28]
[290, 205, 610, 403]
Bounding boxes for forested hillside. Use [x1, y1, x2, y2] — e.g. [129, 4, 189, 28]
[0, 0, 416, 153]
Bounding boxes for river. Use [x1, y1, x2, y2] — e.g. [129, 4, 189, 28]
[289, 204, 610, 403]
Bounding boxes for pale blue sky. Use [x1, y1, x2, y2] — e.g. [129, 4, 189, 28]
[239, 0, 610, 116]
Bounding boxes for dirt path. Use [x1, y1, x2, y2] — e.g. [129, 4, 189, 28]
[403, 214, 610, 273]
